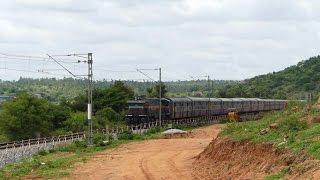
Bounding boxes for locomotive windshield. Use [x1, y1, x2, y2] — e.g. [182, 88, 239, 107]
[126, 101, 146, 115]
[128, 103, 144, 109]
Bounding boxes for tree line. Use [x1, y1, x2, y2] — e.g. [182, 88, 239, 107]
[0, 81, 135, 142]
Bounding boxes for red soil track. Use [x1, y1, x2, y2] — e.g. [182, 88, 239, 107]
[70, 125, 223, 180]
[69, 124, 320, 180]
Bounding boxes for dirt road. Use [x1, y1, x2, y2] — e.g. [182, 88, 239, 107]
[70, 124, 223, 180]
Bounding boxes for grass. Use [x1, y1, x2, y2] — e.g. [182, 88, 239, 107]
[265, 167, 289, 180]
[221, 101, 320, 179]
[221, 102, 317, 148]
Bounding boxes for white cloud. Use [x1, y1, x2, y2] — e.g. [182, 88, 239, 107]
[1, 0, 320, 80]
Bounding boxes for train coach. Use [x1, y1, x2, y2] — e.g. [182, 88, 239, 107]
[125, 97, 287, 125]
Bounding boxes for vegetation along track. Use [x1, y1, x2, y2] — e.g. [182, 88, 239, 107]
[70, 124, 223, 180]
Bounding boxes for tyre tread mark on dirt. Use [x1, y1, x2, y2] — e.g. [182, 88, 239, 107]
[139, 156, 154, 180]
[167, 152, 186, 179]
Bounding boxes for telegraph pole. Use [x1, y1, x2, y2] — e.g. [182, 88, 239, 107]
[207, 75, 210, 100]
[87, 53, 93, 145]
[159, 68, 162, 127]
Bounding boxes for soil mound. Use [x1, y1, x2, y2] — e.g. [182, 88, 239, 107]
[193, 138, 320, 179]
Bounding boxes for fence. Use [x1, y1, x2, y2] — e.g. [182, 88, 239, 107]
[0, 132, 84, 168]
[0, 112, 262, 168]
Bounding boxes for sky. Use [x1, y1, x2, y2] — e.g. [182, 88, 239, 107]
[1, 0, 320, 81]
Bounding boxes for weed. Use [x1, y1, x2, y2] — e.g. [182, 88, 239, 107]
[222, 101, 320, 161]
[265, 167, 289, 180]
[118, 131, 134, 140]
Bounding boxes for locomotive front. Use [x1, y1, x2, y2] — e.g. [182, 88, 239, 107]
[125, 100, 148, 125]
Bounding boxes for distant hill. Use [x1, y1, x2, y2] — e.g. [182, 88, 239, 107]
[218, 56, 320, 100]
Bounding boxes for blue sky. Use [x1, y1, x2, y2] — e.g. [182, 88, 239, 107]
[1, 0, 320, 81]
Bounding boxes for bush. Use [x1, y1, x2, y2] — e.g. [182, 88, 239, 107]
[48, 149, 56, 153]
[74, 140, 88, 148]
[118, 131, 134, 140]
[63, 112, 87, 133]
[279, 116, 308, 133]
[56, 140, 87, 152]
[38, 150, 49, 156]
[93, 133, 110, 146]
[145, 127, 162, 135]
[95, 108, 125, 129]
[0, 134, 9, 143]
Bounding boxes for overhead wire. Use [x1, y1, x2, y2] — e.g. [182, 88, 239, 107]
[0, 52, 91, 81]
[0, 67, 69, 77]
[0, 52, 173, 82]
[0, 53, 81, 64]
[95, 68, 137, 73]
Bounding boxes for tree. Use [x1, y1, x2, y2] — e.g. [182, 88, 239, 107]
[63, 112, 87, 133]
[146, 83, 167, 98]
[95, 107, 124, 128]
[70, 81, 134, 113]
[0, 93, 70, 140]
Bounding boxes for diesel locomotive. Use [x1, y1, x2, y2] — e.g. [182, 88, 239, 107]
[125, 97, 287, 125]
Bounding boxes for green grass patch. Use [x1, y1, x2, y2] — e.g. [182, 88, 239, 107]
[222, 101, 320, 159]
[265, 167, 289, 180]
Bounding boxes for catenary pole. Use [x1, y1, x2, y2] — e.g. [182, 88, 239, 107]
[159, 68, 162, 127]
[87, 53, 93, 145]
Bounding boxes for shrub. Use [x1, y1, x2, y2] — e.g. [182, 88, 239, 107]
[279, 116, 307, 133]
[74, 140, 88, 148]
[63, 112, 87, 132]
[48, 149, 56, 153]
[93, 133, 110, 146]
[145, 127, 162, 135]
[118, 131, 134, 140]
[38, 150, 49, 156]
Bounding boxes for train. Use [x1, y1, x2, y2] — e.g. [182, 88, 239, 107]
[125, 97, 287, 125]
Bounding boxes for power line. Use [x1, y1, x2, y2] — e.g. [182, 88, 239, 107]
[0, 53, 81, 64]
[95, 68, 137, 73]
[37, 68, 66, 72]
[0, 67, 71, 77]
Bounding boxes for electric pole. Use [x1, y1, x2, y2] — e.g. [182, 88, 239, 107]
[48, 53, 94, 145]
[207, 75, 211, 100]
[87, 53, 93, 145]
[159, 68, 162, 127]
